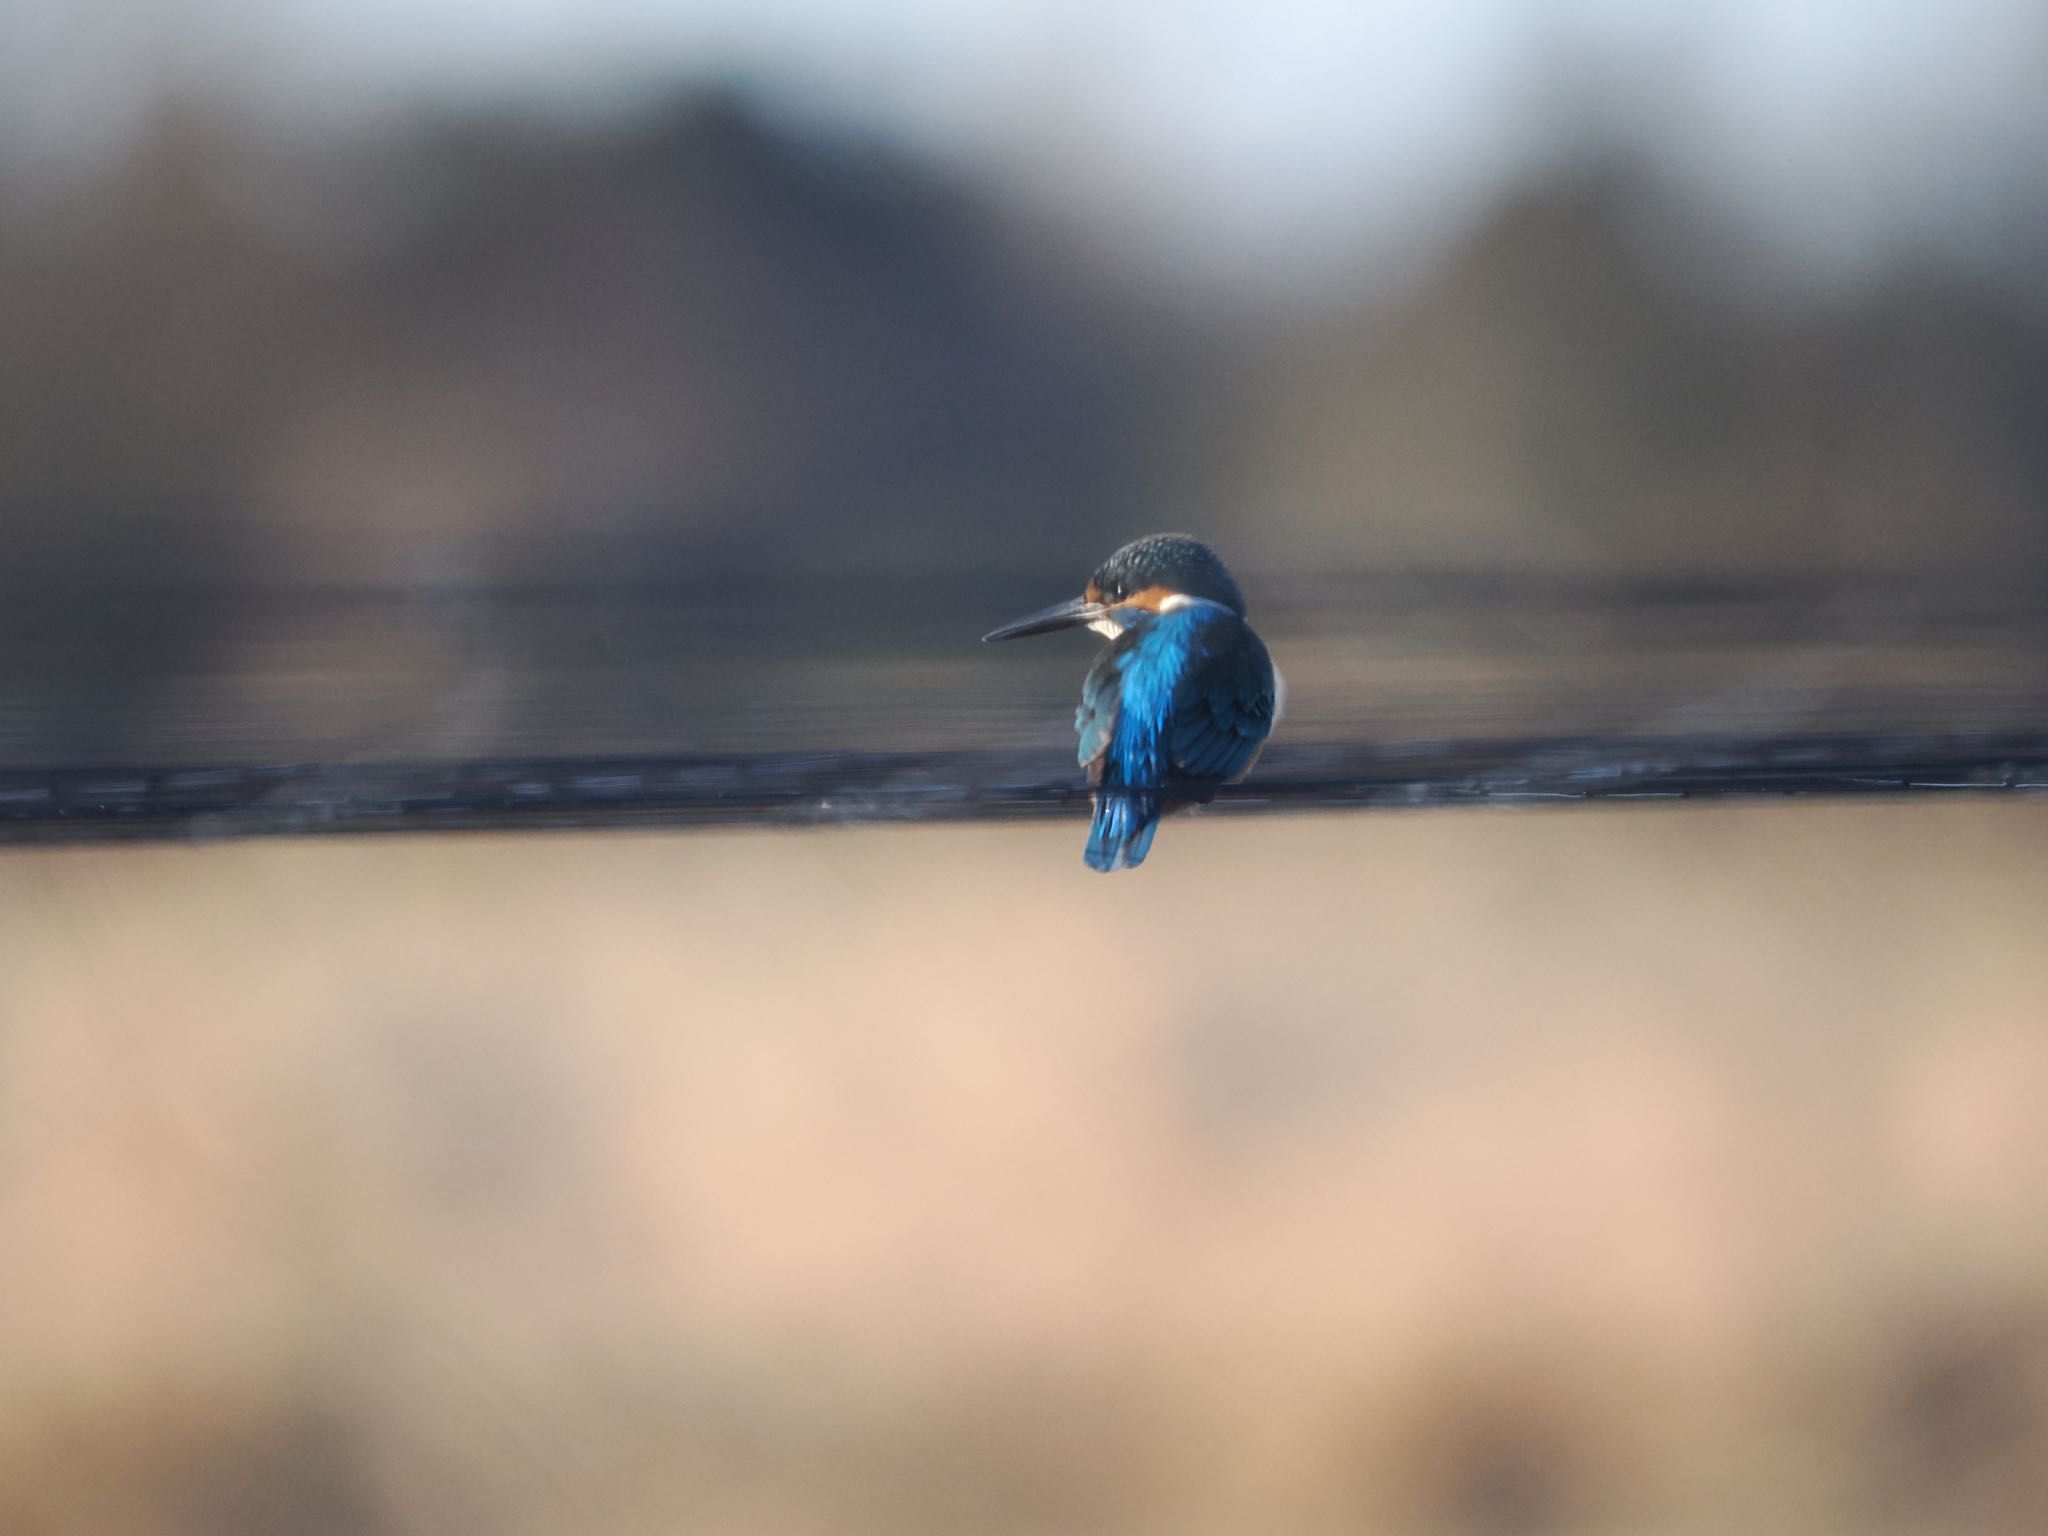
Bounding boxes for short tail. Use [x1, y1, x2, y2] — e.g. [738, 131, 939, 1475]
[1085, 791, 1164, 872]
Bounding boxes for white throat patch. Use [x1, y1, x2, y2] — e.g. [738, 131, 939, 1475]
[1094, 593, 1227, 637]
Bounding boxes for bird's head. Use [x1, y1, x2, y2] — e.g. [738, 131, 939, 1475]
[982, 534, 1247, 642]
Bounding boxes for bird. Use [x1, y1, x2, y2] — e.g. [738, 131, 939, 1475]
[983, 533, 1278, 871]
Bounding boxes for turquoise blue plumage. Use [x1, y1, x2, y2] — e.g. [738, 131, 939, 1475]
[986, 535, 1277, 872]
[1078, 603, 1274, 870]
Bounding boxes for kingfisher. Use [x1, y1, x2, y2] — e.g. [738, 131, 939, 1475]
[984, 533, 1278, 871]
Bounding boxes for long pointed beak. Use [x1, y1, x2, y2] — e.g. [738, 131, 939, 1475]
[981, 594, 1106, 642]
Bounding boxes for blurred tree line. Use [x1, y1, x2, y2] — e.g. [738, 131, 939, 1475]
[5, 90, 2047, 596]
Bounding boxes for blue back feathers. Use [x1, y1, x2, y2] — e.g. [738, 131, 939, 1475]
[1076, 602, 1274, 871]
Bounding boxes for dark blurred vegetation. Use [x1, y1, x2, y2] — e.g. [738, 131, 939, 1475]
[4, 90, 2048, 762]
[2, 94, 1151, 589]
[10, 91, 2048, 588]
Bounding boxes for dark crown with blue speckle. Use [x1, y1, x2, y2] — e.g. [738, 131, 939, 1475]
[1088, 534, 1247, 616]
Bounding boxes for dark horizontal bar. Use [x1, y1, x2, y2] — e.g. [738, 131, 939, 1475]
[2, 733, 2046, 846]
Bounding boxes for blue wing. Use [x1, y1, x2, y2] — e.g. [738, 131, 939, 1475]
[1078, 607, 1275, 786]
[1073, 606, 1275, 870]
[1076, 642, 1127, 778]
[1076, 622, 1167, 870]
[1167, 612, 1275, 786]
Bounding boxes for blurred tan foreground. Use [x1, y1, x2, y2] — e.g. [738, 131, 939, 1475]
[1, 803, 2046, 1536]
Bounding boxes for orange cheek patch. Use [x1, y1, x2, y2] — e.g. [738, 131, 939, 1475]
[1122, 585, 1177, 612]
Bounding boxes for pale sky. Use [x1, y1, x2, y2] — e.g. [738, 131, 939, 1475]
[6, 0, 2045, 295]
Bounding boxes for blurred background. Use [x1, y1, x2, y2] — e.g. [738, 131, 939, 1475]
[3, 1, 2048, 1531]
